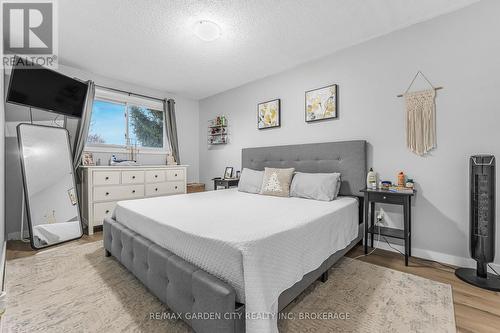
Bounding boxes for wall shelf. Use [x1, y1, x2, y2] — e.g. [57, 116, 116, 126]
[208, 116, 229, 145]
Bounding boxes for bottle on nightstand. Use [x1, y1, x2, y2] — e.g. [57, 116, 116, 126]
[366, 168, 377, 189]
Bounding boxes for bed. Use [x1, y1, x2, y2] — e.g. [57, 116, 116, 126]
[103, 140, 366, 333]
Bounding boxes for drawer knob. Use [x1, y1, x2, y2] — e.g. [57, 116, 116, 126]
[155, 175, 158, 178]
[132, 190, 136, 193]
[132, 176, 136, 179]
[105, 192, 109, 196]
[175, 186, 178, 189]
[155, 188, 158, 191]
[105, 210, 110, 214]
[174, 173, 178, 177]
[383, 196, 387, 200]
[105, 176, 109, 180]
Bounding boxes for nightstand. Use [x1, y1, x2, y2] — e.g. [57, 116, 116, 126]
[361, 188, 415, 266]
[213, 177, 239, 190]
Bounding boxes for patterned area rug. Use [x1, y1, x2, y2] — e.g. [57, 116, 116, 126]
[5, 241, 455, 332]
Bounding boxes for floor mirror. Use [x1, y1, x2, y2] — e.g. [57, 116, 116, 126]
[17, 124, 83, 249]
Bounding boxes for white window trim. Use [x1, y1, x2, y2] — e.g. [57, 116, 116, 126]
[85, 145, 169, 155]
[85, 88, 170, 154]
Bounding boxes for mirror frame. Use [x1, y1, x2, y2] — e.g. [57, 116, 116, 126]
[17, 123, 83, 249]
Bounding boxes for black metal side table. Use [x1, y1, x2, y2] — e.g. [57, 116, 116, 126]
[361, 188, 415, 266]
[213, 177, 239, 190]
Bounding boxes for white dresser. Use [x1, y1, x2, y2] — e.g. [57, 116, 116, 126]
[81, 165, 187, 235]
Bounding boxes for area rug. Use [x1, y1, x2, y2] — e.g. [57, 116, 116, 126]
[4, 241, 455, 332]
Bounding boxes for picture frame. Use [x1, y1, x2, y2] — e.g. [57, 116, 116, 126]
[223, 167, 234, 179]
[305, 84, 338, 122]
[258, 99, 281, 129]
[82, 152, 95, 166]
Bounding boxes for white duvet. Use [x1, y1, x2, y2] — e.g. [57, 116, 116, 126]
[114, 189, 359, 333]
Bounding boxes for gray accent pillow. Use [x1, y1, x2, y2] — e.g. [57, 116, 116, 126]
[290, 172, 342, 201]
[238, 168, 264, 194]
[260, 167, 295, 197]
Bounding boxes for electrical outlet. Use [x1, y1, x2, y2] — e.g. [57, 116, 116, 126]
[376, 210, 384, 225]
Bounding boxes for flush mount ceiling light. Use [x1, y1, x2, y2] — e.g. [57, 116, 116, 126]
[193, 20, 221, 41]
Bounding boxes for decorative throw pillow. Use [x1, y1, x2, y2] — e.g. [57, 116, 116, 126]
[238, 168, 264, 194]
[260, 167, 295, 197]
[290, 172, 341, 201]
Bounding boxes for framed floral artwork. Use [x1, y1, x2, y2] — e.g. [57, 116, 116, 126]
[305, 84, 338, 122]
[258, 99, 280, 129]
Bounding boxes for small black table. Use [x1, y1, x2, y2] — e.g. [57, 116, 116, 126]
[213, 177, 240, 190]
[361, 188, 415, 266]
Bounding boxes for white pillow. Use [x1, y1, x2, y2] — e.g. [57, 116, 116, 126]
[290, 172, 341, 201]
[238, 168, 264, 194]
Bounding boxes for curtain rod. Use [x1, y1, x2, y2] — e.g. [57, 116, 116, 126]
[95, 84, 167, 103]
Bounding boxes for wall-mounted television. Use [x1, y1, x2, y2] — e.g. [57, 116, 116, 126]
[6, 58, 88, 118]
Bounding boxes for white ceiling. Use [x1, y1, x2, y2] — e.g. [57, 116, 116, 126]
[59, 0, 479, 99]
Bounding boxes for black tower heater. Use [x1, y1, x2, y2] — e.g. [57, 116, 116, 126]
[455, 155, 500, 291]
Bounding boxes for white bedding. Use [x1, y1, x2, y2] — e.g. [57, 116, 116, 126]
[114, 189, 359, 333]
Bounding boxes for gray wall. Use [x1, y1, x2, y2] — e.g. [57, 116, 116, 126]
[199, 0, 500, 268]
[4, 64, 200, 239]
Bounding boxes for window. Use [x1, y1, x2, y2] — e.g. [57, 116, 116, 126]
[88, 100, 127, 146]
[127, 105, 164, 148]
[86, 89, 166, 152]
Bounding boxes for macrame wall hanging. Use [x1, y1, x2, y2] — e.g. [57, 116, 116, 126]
[397, 71, 443, 156]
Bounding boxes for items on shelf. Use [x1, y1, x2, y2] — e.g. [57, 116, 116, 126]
[82, 152, 95, 166]
[380, 181, 392, 189]
[166, 153, 177, 165]
[370, 171, 415, 193]
[109, 154, 140, 166]
[125, 138, 139, 162]
[223, 166, 234, 179]
[388, 171, 414, 193]
[208, 115, 229, 145]
[387, 185, 414, 194]
[366, 168, 377, 189]
[397, 171, 406, 187]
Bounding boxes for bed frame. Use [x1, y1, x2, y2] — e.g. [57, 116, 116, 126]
[104, 140, 367, 333]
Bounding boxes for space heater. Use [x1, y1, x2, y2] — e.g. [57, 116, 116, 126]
[455, 155, 500, 291]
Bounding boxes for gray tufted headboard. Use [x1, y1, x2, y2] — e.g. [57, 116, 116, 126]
[242, 140, 367, 196]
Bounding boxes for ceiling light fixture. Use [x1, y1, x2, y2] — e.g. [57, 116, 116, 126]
[193, 20, 221, 41]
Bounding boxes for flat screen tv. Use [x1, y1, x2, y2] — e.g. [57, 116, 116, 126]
[6, 58, 88, 118]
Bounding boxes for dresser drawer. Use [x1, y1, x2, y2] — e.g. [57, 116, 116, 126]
[146, 181, 184, 196]
[93, 185, 145, 201]
[121, 170, 144, 184]
[145, 170, 166, 183]
[167, 181, 185, 194]
[93, 171, 120, 185]
[369, 192, 405, 205]
[93, 201, 116, 221]
[166, 169, 185, 181]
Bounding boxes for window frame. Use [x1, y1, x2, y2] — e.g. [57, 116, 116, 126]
[85, 89, 169, 155]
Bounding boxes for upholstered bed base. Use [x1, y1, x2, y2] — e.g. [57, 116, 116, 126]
[103, 217, 363, 333]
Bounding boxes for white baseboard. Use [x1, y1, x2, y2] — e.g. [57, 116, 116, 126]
[370, 238, 500, 274]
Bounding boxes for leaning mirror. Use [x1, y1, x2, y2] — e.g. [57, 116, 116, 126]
[17, 124, 83, 249]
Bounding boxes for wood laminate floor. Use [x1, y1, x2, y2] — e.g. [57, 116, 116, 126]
[7, 233, 500, 333]
[346, 246, 500, 333]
